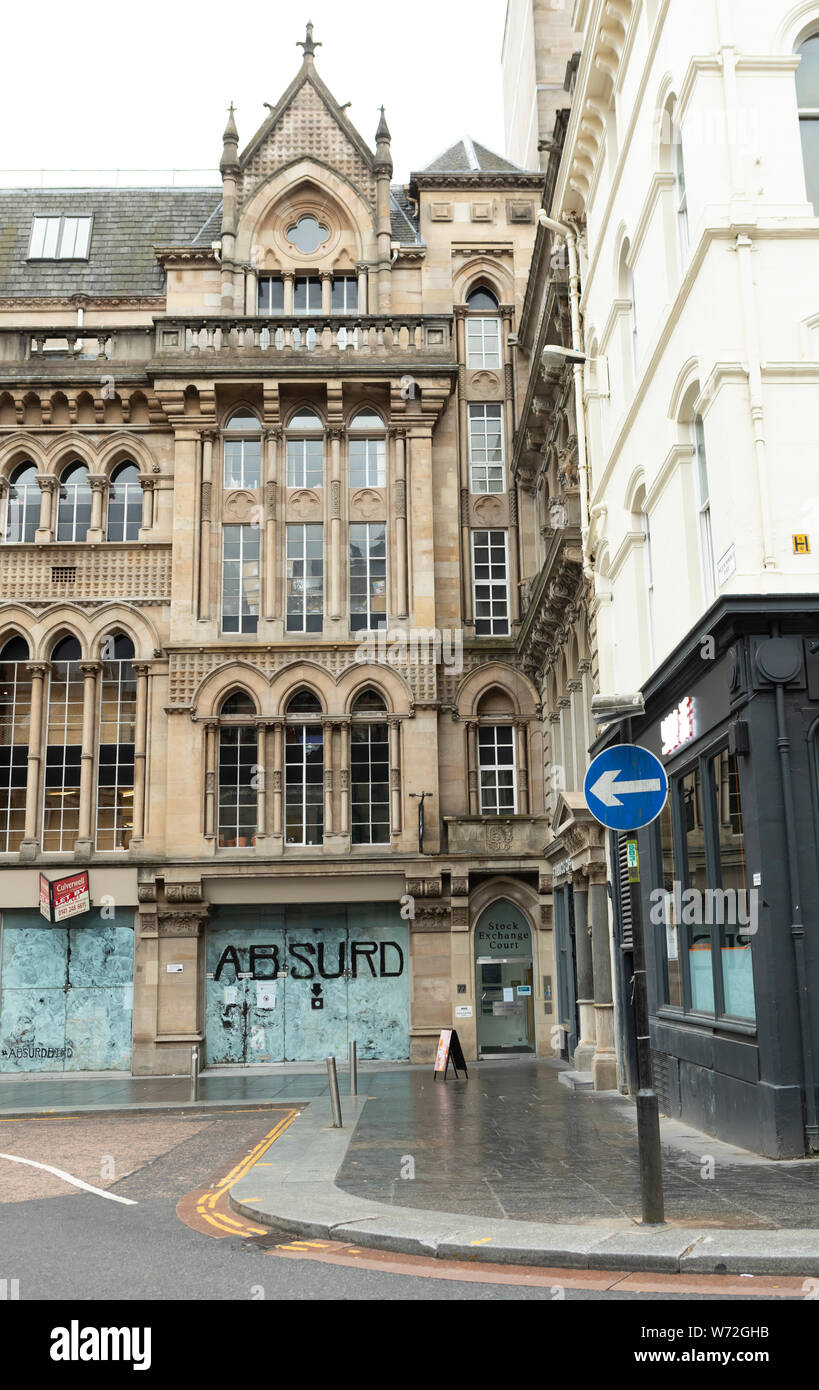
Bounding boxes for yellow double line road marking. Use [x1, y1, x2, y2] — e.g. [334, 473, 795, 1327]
[194, 1109, 300, 1236]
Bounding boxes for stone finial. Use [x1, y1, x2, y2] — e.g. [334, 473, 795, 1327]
[220, 102, 239, 174]
[297, 21, 322, 60]
[374, 105, 393, 175]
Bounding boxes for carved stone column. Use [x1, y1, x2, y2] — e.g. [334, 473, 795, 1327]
[322, 720, 334, 836]
[355, 262, 368, 314]
[391, 428, 408, 617]
[271, 720, 284, 839]
[514, 718, 530, 814]
[255, 720, 266, 839]
[263, 428, 280, 621]
[36, 475, 58, 542]
[389, 717, 402, 833]
[245, 266, 258, 315]
[138, 475, 155, 535]
[590, 859, 618, 1090]
[131, 663, 149, 845]
[199, 432, 215, 621]
[0, 477, 9, 542]
[19, 662, 48, 858]
[203, 719, 217, 841]
[466, 720, 479, 816]
[320, 270, 333, 316]
[87, 474, 107, 542]
[282, 271, 295, 317]
[572, 869, 596, 1074]
[338, 720, 350, 834]
[76, 660, 101, 854]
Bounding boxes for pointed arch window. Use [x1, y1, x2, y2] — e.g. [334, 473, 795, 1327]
[223, 409, 262, 489]
[350, 690, 390, 845]
[465, 286, 502, 368]
[0, 636, 31, 852]
[56, 462, 92, 542]
[218, 690, 258, 848]
[349, 408, 386, 487]
[42, 636, 83, 851]
[107, 462, 142, 542]
[4, 463, 40, 543]
[285, 690, 323, 846]
[96, 634, 136, 850]
[796, 33, 819, 210]
[286, 409, 324, 487]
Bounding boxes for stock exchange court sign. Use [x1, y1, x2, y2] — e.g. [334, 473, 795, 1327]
[584, 744, 668, 832]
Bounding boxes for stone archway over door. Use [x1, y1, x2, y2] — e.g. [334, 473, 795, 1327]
[474, 899, 535, 1055]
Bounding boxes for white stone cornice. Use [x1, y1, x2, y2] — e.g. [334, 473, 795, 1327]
[629, 173, 677, 264]
[644, 443, 693, 513]
[676, 56, 724, 126]
[599, 297, 633, 354]
[608, 527, 645, 582]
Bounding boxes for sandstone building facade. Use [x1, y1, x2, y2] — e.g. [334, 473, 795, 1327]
[0, 26, 577, 1075]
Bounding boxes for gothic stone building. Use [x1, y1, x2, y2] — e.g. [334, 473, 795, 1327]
[0, 28, 566, 1075]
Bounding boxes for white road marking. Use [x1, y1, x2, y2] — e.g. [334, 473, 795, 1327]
[0, 1152, 137, 1205]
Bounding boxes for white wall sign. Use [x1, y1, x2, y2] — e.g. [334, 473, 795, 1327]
[166, 964, 183, 974]
[717, 544, 736, 587]
[455, 1004, 473, 1019]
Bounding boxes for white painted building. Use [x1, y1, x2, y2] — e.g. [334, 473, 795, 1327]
[516, 0, 819, 1157]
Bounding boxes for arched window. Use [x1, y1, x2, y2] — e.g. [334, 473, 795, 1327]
[42, 636, 83, 851]
[285, 690, 323, 845]
[107, 462, 141, 542]
[796, 33, 819, 210]
[349, 408, 386, 488]
[4, 463, 39, 544]
[218, 689, 258, 848]
[693, 413, 715, 604]
[285, 408, 324, 487]
[465, 286, 502, 368]
[0, 635, 31, 852]
[350, 690, 390, 845]
[56, 462, 92, 542]
[223, 410, 261, 489]
[97, 634, 136, 850]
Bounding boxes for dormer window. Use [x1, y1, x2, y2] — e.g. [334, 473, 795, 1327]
[29, 215, 92, 260]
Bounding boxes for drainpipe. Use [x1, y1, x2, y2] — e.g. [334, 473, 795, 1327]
[768, 623, 819, 1150]
[537, 212, 592, 580]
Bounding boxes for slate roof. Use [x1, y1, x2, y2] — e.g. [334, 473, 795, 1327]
[0, 188, 221, 298]
[390, 186, 422, 245]
[420, 137, 529, 174]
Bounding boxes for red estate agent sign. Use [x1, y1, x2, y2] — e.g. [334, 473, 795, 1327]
[52, 871, 91, 923]
[39, 873, 52, 921]
[433, 1027, 468, 1081]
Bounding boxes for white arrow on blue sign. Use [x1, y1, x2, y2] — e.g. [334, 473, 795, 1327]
[583, 743, 668, 831]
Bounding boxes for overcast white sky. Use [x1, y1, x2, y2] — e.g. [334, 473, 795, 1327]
[1, 0, 509, 186]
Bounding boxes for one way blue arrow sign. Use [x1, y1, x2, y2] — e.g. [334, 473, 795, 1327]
[583, 744, 668, 831]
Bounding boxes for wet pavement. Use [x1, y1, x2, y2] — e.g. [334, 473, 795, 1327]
[335, 1061, 819, 1230]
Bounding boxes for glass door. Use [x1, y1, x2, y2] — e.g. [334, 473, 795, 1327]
[476, 956, 534, 1053]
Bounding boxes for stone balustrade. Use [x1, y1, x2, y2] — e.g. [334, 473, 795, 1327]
[155, 314, 453, 357]
[0, 543, 172, 602]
